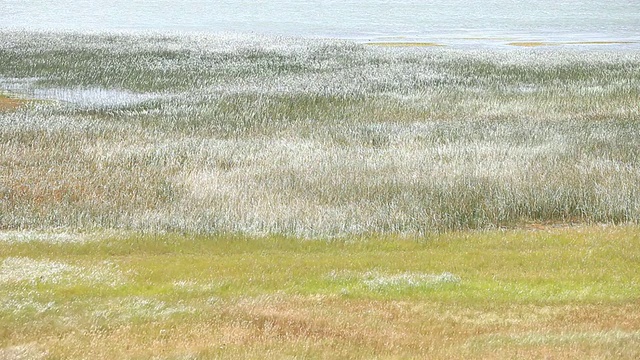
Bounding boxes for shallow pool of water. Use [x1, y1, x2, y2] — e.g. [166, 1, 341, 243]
[0, 77, 165, 108]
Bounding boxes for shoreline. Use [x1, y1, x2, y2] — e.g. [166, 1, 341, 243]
[1, 28, 639, 50]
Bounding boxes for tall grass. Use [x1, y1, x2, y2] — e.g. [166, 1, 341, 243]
[1, 31, 639, 236]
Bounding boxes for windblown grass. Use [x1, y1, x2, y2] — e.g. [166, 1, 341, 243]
[1, 226, 639, 358]
[1, 31, 640, 236]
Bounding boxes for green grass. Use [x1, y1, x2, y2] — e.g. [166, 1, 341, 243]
[1, 32, 639, 357]
[1, 226, 639, 358]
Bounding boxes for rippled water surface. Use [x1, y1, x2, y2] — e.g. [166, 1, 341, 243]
[2, 0, 639, 45]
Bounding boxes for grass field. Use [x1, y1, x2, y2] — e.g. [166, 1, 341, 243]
[1, 31, 639, 358]
[1, 226, 639, 359]
[1, 32, 639, 236]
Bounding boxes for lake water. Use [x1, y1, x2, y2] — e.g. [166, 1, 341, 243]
[1, 0, 639, 46]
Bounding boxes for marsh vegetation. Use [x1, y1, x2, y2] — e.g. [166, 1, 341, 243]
[1, 31, 640, 358]
[1, 32, 639, 236]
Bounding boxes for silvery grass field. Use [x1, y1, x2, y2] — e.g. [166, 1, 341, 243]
[1, 31, 640, 359]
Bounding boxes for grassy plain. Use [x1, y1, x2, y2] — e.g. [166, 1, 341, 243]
[1, 226, 640, 359]
[1, 32, 639, 358]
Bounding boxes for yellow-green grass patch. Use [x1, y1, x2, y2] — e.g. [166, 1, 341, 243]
[1, 226, 639, 358]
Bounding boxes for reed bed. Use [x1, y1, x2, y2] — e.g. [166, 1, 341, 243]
[1, 31, 639, 236]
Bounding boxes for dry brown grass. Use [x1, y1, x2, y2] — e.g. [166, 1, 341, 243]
[7, 296, 639, 359]
[0, 95, 27, 112]
[507, 42, 556, 47]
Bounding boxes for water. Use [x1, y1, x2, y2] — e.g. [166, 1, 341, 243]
[1, 0, 639, 46]
[0, 77, 166, 108]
